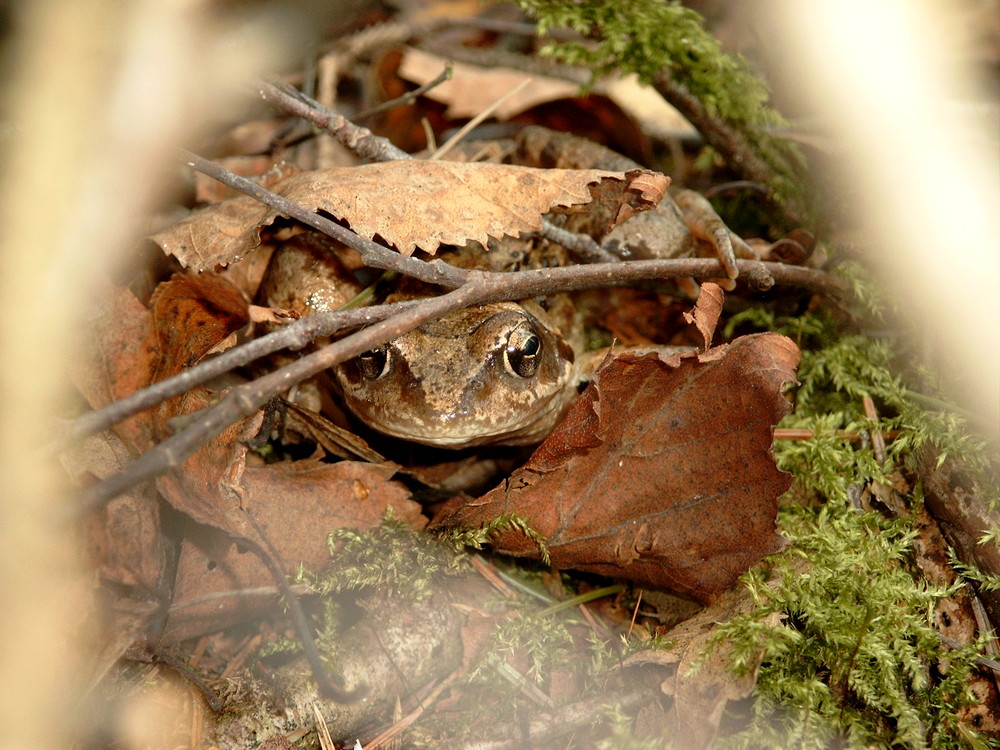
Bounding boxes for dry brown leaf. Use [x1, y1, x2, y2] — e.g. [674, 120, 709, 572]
[683, 282, 724, 350]
[433, 333, 800, 603]
[148, 273, 250, 381]
[153, 161, 665, 270]
[398, 47, 580, 119]
[74, 287, 161, 450]
[624, 585, 786, 749]
[62, 429, 164, 597]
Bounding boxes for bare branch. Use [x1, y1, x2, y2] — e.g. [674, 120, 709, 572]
[257, 78, 411, 162]
[355, 62, 453, 121]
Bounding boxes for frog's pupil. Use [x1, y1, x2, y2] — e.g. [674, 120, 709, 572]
[521, 335, 539, 357]
[506, 332, 540, 378]
[358, 347, 389, 379]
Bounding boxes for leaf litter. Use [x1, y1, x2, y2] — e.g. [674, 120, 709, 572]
[74, 38, 819, 748]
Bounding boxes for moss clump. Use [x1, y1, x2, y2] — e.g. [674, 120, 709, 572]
[516, 0, 808, 218]
[296, 519, 470, 601]
[708, 293, 1000, 748]
[714, 503, 987, 749]
[443, 512, 551, 565]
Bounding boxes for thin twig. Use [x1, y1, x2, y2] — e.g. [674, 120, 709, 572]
[240, 518, 362, 703]
[356, 62, 453, 120]
[257, 78, 411, 161]
[537, 221, 620, 264]
[362, 671, 459, 749]
[652, 74, 810, 228]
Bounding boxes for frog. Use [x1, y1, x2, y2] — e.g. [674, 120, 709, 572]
[333, 299, 581, 447]
[258, 127, 740, 449]
[259, 233, 589, 448]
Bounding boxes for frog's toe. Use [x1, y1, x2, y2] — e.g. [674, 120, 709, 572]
[674, 189, 739, 280]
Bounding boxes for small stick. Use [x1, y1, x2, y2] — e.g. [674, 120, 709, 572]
[258, 78, 411, 162]
[862, 395, 888, 465]
[773, 428, 899, 442]
[361, 671, 458, 749]
[626, 590, 643, 640]
[356, 62, 453, 120]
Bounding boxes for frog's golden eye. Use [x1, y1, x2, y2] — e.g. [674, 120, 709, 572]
[356, 345, 391, 380]
[504, 326, 542, 378]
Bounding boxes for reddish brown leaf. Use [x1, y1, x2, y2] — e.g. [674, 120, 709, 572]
[148, 273, 250, 380]
[153, 161, 668, 269]
[434, 333, 800, 603]
[74, 288, 160, 450]
[682, 282, 724, 351]
[61, 429, 164, 596]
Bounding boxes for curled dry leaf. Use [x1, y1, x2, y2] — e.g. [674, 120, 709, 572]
[153, 161, 668, 270]
[434, 333, 800, 603]
[683, 281, 724, 351]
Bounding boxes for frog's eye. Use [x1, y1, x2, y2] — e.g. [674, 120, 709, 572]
[504, 326, 542, 378]
[356, 346, 391, 380]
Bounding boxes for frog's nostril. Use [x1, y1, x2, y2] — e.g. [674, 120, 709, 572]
[469, 378, 485, 392]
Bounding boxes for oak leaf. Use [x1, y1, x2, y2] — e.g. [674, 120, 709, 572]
[433, 333, 800, 603]
[152, 161, 668, 270]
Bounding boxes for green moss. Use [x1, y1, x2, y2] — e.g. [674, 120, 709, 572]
[712, 503, 990, 749]
[517, 0, 808, 217]
[297, 518, 470, 601]
[442, 512, 552, 565]
[704, 290, 1000, 747]
[518, 0, 776, 125]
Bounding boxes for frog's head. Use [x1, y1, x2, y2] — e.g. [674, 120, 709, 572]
[333, 302, 576, 447]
